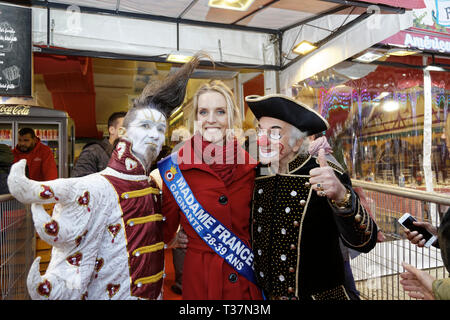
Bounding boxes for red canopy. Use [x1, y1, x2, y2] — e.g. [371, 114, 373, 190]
[359, 0, 426, 9]
[34, 52, 99, 138]
[358, 56, 450, 91]
[324, 55, 450, 137]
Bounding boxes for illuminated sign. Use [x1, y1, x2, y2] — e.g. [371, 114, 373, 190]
[404, 33, 450, 52]
[382, 0, 450, 53]
[0, 104, 30, 115]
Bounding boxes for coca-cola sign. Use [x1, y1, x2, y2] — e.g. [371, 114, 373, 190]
[0, 104, 30, 115]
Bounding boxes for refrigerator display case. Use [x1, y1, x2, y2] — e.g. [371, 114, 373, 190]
[0, 104, 75, 178]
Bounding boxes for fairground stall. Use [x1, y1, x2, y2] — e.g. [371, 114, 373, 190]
[290, 0, 450, 299]
[1, 0, 443, 300]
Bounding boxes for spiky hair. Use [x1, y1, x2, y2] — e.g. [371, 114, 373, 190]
[128, 53, 205, 122]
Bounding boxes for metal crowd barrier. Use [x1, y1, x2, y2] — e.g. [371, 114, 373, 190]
[0, 194, 34, 300]
[1, 179, 449, 301]
[350, 180, 450, 300]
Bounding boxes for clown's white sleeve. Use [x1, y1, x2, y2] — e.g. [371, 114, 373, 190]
[26, 176, 115, 300]
[8, 159, 76, 204]
[9, 159, 118, 299]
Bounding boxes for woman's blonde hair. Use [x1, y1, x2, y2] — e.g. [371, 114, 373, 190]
[189, 80, 242, 137]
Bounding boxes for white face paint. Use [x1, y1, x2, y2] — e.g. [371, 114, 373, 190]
[257, 117, 301, 168]
[125, 108, 166, 169]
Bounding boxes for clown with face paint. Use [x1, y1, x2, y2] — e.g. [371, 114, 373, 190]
[7, 54, 201, 300]
[245, 94, 378, 300]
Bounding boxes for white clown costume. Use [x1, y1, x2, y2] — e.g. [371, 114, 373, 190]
[7, 52, 202, 300]
[8, 137, 165, 300]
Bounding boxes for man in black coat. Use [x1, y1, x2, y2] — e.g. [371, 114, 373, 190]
[245, 94, 378, 300]
[72, 111, 126, 177]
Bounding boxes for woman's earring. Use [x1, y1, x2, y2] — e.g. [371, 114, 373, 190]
[118, 127, 126, 137]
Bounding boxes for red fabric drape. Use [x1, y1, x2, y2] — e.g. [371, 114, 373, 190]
[34, 53, 99, 138]
[349, 56, 450, 91]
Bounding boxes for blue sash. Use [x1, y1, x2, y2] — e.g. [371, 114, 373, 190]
[158, 153, 258, 285]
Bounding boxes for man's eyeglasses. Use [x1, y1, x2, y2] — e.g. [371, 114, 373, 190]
[257, 129, 282, 141]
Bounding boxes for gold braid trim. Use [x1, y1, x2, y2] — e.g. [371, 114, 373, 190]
[127, 214, 163, 226]
[134, 271, 164, 286]
[132, 242, 165, 256]
[121, 187, 160, 199]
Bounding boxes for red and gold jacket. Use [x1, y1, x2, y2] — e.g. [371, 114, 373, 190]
[11, 138, 165, 300]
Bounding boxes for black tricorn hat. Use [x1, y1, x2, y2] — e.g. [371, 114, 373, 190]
[245, 94, 329, 136]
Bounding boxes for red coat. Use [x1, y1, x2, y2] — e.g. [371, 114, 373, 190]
[13, 138, 58, 181]
[162, 137, 262, 300]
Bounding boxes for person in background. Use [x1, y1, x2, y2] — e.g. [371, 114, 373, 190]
[12, 127, 57, 181]
[400, 207, 450, 300]
[403, 219, 440, 249]
[72, 111, 126, 177]
[160, 80, 262, 300]
[0, 143, 13, 194]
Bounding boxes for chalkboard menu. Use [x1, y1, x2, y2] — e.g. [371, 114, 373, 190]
[0, 3, 32, 97]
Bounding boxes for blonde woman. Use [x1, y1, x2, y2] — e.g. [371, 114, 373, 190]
[161, 80, 262, 300]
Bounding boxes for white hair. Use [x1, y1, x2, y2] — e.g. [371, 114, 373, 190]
[288, 126, 310, 155]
